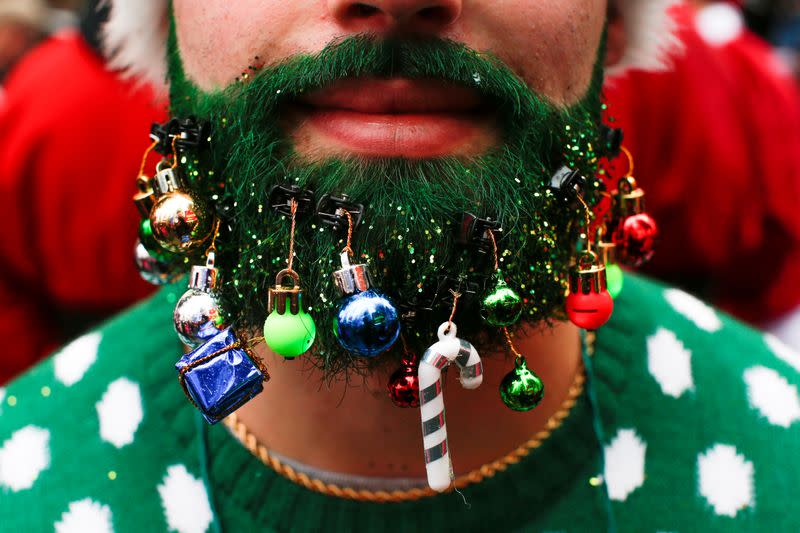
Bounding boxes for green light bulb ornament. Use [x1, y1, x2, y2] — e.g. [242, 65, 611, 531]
[263, 269, 316, 359]
[606, 263, 624, 299]
[481, 270, 524, 327]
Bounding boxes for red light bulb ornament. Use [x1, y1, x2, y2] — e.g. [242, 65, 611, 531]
[566, 251, 614, 331]
[611, 147, 659, 267]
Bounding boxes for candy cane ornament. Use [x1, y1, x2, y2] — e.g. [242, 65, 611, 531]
[418, 322, 483, 492]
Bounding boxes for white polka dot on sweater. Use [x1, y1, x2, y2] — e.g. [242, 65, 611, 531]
[96, 378, 143, 448]
[765, 334, 800, 375]
[663, 289, 722, 333]
[54, 332, 102, 386]
[744, 366, 800, 428]
[604, 428, 647, 501]
[55, 498, 114, 533]
[0, 425, 50, 491]
[647, 328, 694, 398]
[695, 3, 745, 47]
[698, 444, 754, 517]
[0, 388, 5, 409]
[158, 464, 213, 533]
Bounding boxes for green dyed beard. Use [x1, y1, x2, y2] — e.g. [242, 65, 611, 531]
[167, 32, 605, 376]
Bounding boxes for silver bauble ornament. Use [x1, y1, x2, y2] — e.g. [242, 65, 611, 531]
[174, 254, 227, 347]
[134, 239, 183, 286]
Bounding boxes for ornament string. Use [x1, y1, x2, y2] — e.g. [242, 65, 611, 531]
[620, 146, 634, 178]
[445, 289, 461, 334]
[487, 229, 500, 272]
[287, 199, 298, 274]
[137, 140, 157, 180]
[340, 208, 355, 258]
[170, 135, 180, 169]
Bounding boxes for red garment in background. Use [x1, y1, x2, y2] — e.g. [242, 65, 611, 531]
[0, 32, 165, 383]
[605, 3, 800, 324]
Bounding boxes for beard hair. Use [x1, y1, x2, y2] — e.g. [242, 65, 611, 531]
[166, 31, 606, 378]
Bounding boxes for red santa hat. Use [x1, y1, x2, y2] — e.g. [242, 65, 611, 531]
[100, 0, 682, 89]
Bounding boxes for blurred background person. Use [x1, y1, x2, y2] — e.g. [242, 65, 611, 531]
[0, 0, 165, 383]
[605, 0, 800, 349]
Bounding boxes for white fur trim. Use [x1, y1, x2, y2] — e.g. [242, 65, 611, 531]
[102, 0, 681, 89]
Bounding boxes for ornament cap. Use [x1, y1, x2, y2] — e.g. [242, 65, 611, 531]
[614, 176, 645, 217]
[152, 161, 186, 196]
[333, 263, 372, 296]
[268, 269, 303, 315]
[569, 252, 607, 295]
[188, 265, 219, 291]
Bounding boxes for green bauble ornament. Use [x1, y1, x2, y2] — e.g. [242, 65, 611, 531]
[481, 272, 524, 327]
[500, 357, 544, 411]
[138, 218, 176, 263]
[606, 263, 624, 299]
[263, 269, 316, 359]
[263, 309, 316, 359]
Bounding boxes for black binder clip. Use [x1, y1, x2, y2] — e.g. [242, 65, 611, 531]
[316, 194, 365, 232]
[599, 125, 624, 159]
[549, 166, 586, 197]
[458, 212, 502, 254]
[268, 184, 315, 217]
[150, 117, 209, 156]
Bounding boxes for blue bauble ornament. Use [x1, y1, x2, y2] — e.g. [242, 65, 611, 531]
[332, 255, 400, 357]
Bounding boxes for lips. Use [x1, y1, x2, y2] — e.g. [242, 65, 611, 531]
[287, 78, 494, 158]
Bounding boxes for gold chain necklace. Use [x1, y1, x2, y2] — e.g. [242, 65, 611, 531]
[223, 332, 595, 503]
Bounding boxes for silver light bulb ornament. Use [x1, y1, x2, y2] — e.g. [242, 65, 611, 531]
[174, 251, 227, 347]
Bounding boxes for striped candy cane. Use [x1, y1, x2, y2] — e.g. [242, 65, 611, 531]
[418, 322, 483, 491]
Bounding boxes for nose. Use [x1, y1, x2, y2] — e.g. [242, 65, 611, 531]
[328, 0, 462, 33]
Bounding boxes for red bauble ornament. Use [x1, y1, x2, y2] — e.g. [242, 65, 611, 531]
[566, 290, 614, 330]
[616, 213, 658, 267]
[388, 357, 420, 408]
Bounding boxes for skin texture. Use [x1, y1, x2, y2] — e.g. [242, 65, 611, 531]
[172, 0, 623, 478]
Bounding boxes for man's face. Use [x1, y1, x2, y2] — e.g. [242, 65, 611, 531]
[173, 0, 607, 159]
[166, 0, 610, 372]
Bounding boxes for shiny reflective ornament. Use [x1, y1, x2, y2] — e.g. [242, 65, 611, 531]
[332, 252, 400, 357]
[149, 162, 214, 253]
[263, 269, 316, 359]
[176, 328, 267, 424]
[611, 176, 658, 267]
[388, 355, 420, 408]
[566, 252, 614, 330]
[138, 218, 174, 262]
[480, 270, 523, 327]
[596, 228, 623, 299]
[173, 252, 227, 347]
[134, 239, 182, 286]
[500, 356, 544, 411]
[616, 213, 658, 267]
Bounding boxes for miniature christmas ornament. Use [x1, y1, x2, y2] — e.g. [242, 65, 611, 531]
[388, 352, 420, 408]
[610, 147, 659, 267]
[263, 269, 316, 359]
[134, 239, 182, 285]
[418, 321, 483, 492]
[481, 270, 523, 327]
[566, 251, 614, 330]
[605, 263, 625, 300]
[333, 251, 400, 357]
[150, 160, 214, 253]
[176, 328, 267, 424]
[173, 252, 227, 347]
[500, 356, 544, 411]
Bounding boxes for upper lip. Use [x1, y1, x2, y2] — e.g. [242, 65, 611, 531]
[295, 78, 484, 114]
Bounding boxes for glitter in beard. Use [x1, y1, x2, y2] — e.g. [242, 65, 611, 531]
[166, 31, 606, 378]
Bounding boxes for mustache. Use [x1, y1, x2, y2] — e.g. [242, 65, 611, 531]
[174, 35, 556, 130]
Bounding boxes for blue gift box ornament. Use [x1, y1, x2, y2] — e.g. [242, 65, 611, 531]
[176, 327, 268, 424]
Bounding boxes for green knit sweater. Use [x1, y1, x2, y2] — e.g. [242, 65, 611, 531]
[2, 274, 799, 532]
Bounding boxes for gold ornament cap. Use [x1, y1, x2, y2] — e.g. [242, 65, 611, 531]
[614, 176, 645, 217]
[268, 269, 304, 315]
[152, 160, 186, 197]
[569, 252, 607, 295]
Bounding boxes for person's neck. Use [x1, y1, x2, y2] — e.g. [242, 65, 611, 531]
[235, 320, 582, 479]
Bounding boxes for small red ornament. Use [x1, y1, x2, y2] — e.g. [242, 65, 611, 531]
[566, 252, 614, 330]
[388, 355, 420, 408]
[616, 213, 658, 267]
